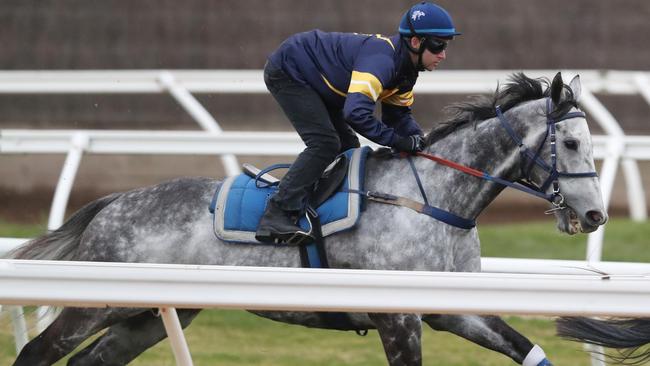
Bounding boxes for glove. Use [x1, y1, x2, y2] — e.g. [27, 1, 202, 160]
[392, 134, 425, 154]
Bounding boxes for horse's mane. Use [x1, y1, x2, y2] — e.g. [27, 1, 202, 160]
[425, 73, 577, 145]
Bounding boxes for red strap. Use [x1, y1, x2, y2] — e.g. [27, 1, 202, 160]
[414, 152, 485, 179]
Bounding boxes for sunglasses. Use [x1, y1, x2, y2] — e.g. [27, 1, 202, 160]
[423, 37, 448, 54]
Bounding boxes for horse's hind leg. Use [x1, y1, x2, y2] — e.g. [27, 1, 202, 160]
[13, 307, 138, 366]
[369, 313, 422, 366]
[422, 314, 549, 365]
[67, 308, 200, 366]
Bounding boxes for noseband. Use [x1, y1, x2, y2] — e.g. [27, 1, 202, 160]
[495, 98, 598, 212]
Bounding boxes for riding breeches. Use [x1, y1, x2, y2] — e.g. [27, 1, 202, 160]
[264, 61, 360, 212]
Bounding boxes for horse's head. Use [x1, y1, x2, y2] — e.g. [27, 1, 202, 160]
[522, 73, 608, 234]
[425, 72, 608, 233]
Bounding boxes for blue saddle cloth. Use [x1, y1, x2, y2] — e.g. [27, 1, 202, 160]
[210, 146, 372, 244]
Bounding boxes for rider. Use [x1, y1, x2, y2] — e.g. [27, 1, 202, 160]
[255, 2, 461, 244]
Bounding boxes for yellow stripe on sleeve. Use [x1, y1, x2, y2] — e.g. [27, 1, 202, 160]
[379, 88, 399, 100]
[347, 71, 383, 101]
[381, 90, 414, 107]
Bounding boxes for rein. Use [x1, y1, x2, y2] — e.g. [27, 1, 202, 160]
[413, 98, 597, 212]
[358, 98, 598, 229]
[414, 151, 552, 202]
[413, 98, 597, 206]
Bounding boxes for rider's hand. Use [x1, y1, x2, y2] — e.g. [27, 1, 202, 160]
[392, 134, 425, 154]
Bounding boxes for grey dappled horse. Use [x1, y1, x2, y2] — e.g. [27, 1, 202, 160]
[9, 73, 607, 366]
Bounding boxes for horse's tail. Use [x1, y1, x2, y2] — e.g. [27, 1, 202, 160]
[6, 193, 121, 261]
[557, 316, 650, 364]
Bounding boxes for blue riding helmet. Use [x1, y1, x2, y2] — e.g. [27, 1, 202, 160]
[398, 2, 461, 39]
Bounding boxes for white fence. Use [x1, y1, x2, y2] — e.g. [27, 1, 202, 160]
[0, 258, 649, 365]
[1, 70, 650, 365]
[2, 259, 650, 316]
[2, 128, 650, 157]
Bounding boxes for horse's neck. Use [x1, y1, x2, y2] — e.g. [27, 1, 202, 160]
[424, 101, 545, 219]
[369, 100, 544, 221]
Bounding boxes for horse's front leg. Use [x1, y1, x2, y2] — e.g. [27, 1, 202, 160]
[422, 314, 552, 366]
[369, 313, 422, 366]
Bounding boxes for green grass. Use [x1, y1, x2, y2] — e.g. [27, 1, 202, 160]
[480, 218, 650, 262]
[0, 220, 46, 239]
[0, 218, 647, 365]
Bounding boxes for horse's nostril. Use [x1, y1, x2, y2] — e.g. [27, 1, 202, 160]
[587, 210, 606, 225]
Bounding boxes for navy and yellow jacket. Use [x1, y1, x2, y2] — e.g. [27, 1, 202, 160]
[268, 30, 422, 146]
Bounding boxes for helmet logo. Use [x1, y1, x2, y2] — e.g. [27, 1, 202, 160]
[411, 10, 425, 21]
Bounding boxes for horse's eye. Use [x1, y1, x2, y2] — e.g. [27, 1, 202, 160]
[564, 139, 579, 150]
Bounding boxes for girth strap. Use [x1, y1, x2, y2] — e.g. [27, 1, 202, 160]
[298, 207, 368, 334]
[346, 189, 476, 229]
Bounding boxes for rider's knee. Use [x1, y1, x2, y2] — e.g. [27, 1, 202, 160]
[309, 135, 341, 159]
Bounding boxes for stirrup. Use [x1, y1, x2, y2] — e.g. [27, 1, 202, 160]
[255, 212, 314, 245]
[282, 213, 315, 246]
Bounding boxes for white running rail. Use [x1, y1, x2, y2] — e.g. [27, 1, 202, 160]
[1, 259, 650, 317]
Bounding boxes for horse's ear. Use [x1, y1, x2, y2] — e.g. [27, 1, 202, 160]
[551, 72, 563, 106]
[569, 74, 581, 102]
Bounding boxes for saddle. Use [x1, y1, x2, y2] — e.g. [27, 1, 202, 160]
[208, 147, 373, 334]
[209, 146, 372, 246]
[242, 152, 349, 210]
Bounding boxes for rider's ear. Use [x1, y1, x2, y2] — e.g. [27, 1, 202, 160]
[410, 36, 422, 49]
[568, 75, 581, 102]
[551, 72, 563, 106]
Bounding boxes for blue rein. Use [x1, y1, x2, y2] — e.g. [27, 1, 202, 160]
[393, 97, 598, 229]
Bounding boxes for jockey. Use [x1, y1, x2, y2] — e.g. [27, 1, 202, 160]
[255, 2, 461, 244]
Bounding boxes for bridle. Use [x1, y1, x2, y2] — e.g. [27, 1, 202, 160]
[494, 98, 598, 212]
[412, 97, 598, 217]
[348, 97, 600, 230]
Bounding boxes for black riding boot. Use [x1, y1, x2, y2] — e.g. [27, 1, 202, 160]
[255, 201, 314, 245]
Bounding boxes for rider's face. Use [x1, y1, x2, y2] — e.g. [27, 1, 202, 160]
[421, 48, 446, 71]
[410, 37, 448, 71]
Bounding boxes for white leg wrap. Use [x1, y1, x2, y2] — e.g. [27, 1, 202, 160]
[522, 344, 547, 366]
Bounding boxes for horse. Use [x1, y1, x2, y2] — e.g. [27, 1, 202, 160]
[8, 72, 607, 366]
[557, 317, 650, 365]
